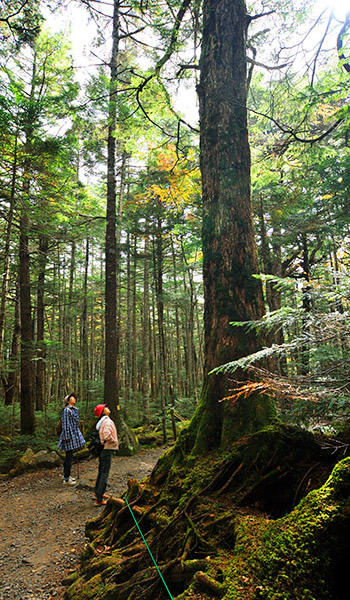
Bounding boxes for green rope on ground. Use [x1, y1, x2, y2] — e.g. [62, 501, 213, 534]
[124, 494, 174, 600]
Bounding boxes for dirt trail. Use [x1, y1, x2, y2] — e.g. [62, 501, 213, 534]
[0, 447, 165, 600]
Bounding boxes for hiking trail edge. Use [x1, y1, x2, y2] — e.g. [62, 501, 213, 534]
[0, 447, 165, 600]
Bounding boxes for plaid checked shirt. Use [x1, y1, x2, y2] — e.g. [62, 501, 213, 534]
[58, 406, 86, 451]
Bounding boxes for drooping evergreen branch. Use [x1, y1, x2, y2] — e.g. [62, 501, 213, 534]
[0, 0, 31, 23]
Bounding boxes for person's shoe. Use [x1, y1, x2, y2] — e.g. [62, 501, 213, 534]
[95, 499, 108, 506]
[93, 492, 110, 499]
[63, 476, 76, 485]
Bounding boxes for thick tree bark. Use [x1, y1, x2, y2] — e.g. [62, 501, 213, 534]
[194, 0, 274, 453]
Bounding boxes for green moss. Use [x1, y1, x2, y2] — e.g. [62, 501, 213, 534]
[66, 573, 108, 600]
[66, 428, 347, 600]
[221, 393, 276, 446]
[221, 458, 349, 600]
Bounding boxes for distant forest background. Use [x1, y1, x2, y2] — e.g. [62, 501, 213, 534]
[0, 0, 349, 452]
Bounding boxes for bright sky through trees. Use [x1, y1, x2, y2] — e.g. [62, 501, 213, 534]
[327, 0, 350, 19]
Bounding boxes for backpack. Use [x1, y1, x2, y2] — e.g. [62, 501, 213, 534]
[88, 429, 104, 457]
[55, 417, 63, 437]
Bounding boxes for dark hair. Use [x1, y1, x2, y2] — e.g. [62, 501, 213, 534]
[64, 393, 77, 405]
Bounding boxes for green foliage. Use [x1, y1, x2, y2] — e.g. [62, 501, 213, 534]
[0, 402, 55, 473]
[0, 0, 43, 48]
[211, 272, 350, 427]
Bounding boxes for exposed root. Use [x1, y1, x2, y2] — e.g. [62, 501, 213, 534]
[65, 425, 348, 600]
[192, 571, 226, 598]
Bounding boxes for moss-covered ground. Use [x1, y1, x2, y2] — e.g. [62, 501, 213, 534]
[65, 424, 349, 600]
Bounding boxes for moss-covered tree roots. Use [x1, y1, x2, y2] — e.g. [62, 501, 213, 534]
[65, 425, 349, 600]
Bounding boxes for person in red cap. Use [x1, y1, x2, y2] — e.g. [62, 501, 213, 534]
[93, 404, 119, 505]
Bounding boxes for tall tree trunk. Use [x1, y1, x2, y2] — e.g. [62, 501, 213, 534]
[131, 234, 138, 394]
[104, 0, 120, 415]
[155, 212, 168, 444]
[35, 235, 48, 411]
[115, 151, 128, 413]
[193, 0, 275, 453]
[0, 132, 17, 377]
[82, 238, 90, 396]
[103, 4, 138, 452]
[150, 282, 158, 402]
[171, 236, 182, 396]
[125, 231, 132, 420]
[181, 238, 196, 397]
[3, 279, 20, 406]
[19, 208, 35, 434]
[63, 241, 75, 392]
[19, 72, 36, 433]
[142, 226, 151, 423]
[258, 197, 285, 372]
[19, 54, 39, 434]
[300, 233, 311, 375]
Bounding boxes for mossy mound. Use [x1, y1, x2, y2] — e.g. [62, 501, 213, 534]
[65, 425, 348, 600]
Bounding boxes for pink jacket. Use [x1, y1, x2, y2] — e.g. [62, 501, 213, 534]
[98, 416, 119, 450]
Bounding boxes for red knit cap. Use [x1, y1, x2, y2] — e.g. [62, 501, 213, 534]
[94, 404, 107, 418]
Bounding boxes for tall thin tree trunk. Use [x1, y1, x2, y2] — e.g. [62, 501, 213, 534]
[0, 133, 17, 376]
[36, 235, 48, 411]
[82, 238, 90, 395]
[104, 0, 120, 416]
[301, 233, 311, 376]
[258, 196, 284, 372]
[115, 151, 128, 414]
[19, 209, 35, 434]
[3, 279, 20, 406]
[180, 238, 196, 397]
[171, 237, 182, 396]
[155, 213, 167, 444]
[125, 232, 132, 420]
[19, 56, 37, 434]
[150, 283, 158, 402]
[64, 241, 75, 392]
[131, 234, 138, 394]
[142, 227, 151, 423]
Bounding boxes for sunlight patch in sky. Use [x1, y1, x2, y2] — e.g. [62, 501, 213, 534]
[321, 0, 350, 20]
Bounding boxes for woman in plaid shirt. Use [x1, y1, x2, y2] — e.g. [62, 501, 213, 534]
[58, 393, 86, 484]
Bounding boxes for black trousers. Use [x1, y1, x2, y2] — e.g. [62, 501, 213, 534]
[63, 450, 74, 480]
[95, 449, 113, 501]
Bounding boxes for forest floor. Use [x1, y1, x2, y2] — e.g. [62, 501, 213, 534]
[0, 446, 166, 600]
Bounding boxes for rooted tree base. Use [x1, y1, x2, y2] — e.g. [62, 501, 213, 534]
[65, 424, 349, 600]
